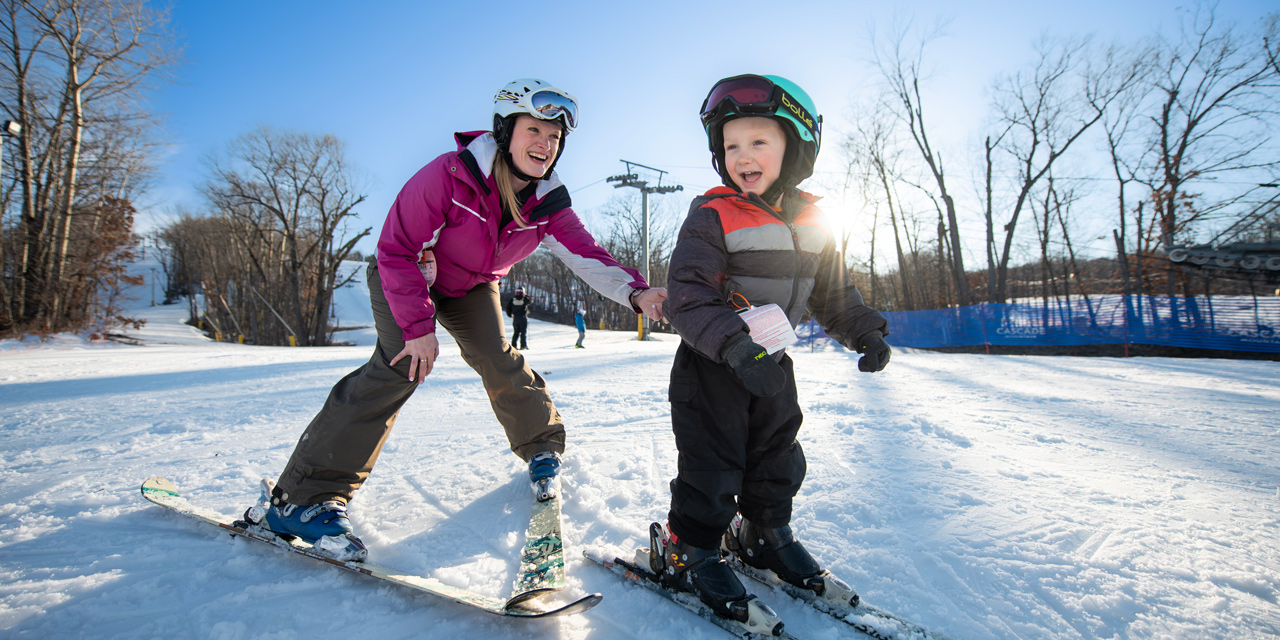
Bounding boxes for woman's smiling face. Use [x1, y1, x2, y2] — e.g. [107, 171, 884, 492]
[507, 114, 563, 179]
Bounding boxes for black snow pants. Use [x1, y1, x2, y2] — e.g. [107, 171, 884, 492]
[511, 315, 529, 350]
[665, 341, 806, 550]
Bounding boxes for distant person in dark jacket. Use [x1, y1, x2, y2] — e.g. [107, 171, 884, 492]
[506, 287, 531, 349]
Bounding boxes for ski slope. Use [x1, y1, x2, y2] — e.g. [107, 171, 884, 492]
[1, 258, 1277, 639]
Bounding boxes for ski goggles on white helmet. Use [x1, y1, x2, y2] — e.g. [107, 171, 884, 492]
[494, 82, 579, 132]
[700, 74, 820, 146]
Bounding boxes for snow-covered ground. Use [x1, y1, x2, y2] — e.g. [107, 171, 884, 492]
[1, 258, 1278, 639]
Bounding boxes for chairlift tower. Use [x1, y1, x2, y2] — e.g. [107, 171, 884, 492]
[606, 160, 683, 339]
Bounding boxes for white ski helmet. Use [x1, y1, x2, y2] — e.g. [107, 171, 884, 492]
[492, 78, 579, 180]
[493, 78, 578, 143]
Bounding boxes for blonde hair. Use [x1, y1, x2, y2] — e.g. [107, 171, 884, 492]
[493, 159, 532, 229]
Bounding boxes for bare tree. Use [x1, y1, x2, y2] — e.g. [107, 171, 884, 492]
[1, 0, 176, 336]
[1142, 4, 1280, 297]
[870, 19, 971, 307]
[832, 130, 886, 306]
[1265, 13, 1280, 77]
[595, 191, 678, 330]
[987, 35, 1144, 302]
[199, 127, 370, 346]
[1099, 41, 1158, 295]
[979, 126, 1012, 302]
[1028, 173, 1093, 309]
[158, 213, 227, 331]
[598, 190, 679, 291]
[843, 109, 921, 309]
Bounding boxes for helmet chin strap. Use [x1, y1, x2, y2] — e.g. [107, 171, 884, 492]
[760, 181, 790, 207]
[501, 141, 565, 184]
[503, 151, 542, 182]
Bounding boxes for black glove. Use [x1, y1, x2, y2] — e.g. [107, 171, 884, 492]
[721, 332, 786, 397]
[857, 330, 892, 373]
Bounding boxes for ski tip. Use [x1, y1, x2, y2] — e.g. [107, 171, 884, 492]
[578, 592, 604, 610]
[544, 592, 603, 617]
[505, 587, 555, 608]
[580, 546, 617, 566]
[140, 476, 178, 497]
[505, 592, 603, 618]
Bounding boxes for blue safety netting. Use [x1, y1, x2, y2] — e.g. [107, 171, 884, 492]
[797, 295, 1280, 353]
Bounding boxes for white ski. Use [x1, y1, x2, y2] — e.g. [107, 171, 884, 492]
[140, 476, 600, 618]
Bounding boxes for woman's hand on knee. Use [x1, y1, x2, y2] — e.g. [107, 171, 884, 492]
[391, 333, 440, 383]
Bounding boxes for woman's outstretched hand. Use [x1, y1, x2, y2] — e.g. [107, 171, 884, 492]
[390, 333, 440, 383]
[634, 288, 668, 322]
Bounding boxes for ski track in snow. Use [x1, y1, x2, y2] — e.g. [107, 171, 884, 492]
[1, 258, 1278, 639]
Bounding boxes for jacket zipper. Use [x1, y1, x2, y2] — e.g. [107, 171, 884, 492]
[784, 222, 802, 319]
[743, 194, 804, 321]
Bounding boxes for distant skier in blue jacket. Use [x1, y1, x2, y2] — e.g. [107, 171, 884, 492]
[574, 303, 586, 348]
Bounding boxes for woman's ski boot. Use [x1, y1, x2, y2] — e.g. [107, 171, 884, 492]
[242, 478, 368, 562]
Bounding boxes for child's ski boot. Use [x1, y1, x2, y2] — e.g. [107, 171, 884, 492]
[243, 478, 367, 562]
[724, 516, 860, 608]
[643, 522, 783, 635]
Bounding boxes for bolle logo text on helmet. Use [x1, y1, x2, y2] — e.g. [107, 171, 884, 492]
[780, 93, 814, 132]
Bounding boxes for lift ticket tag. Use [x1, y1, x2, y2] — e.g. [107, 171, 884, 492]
[738, 303, 798, 354]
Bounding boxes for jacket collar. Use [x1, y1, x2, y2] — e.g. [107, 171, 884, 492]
[453, 131, 567, 204]
[699, 185, 820, 221]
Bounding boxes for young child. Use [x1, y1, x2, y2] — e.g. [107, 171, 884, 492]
[654, 74, 892, 625]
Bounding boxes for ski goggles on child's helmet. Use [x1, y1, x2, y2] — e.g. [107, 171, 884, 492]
[495, 85, 579, 132]
[699, 74, 820, 146]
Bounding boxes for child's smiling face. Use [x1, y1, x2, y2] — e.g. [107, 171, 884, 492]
[722, 116, 786, 201]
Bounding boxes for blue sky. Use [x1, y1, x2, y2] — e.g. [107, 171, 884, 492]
[143, 0, 1275, 260]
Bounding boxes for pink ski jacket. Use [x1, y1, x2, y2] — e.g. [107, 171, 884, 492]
[377, 131, 648, 340]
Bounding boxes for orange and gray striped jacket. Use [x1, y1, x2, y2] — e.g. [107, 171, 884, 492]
[664, 186, 887, 362]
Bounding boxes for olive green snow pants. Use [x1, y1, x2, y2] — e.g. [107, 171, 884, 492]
[274, 260, 564, 506]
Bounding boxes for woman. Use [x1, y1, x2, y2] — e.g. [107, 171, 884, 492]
[254, 78, 667, 560]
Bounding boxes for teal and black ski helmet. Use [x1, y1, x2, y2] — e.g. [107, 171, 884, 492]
[700, 74, 822, 200]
